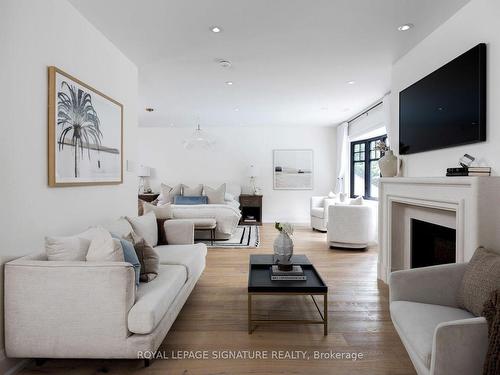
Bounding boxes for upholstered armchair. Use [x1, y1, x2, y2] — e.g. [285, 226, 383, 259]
[326, 204, 375, 248]
[310, 196, 337, 231]
[389, 263, 488, 375]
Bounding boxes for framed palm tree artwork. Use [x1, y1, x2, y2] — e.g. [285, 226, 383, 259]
[48, 66, 123, 186]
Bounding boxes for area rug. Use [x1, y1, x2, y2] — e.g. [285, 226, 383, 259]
[198, 225, 260, 248]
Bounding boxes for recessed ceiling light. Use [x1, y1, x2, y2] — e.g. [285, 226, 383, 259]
[320, 107, 329, 111]
[145, 108, 154, 112]
[225, 81, 233, 86]
[397, 23, 414, 31]
[234, 108, 240, 111]
[211, 26, 222, 33]
[347, 80, 356, 85]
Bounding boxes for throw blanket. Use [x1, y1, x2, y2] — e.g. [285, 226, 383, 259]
[483, 289, 500, 375]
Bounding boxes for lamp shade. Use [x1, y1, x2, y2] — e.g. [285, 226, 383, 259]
[138, 165, 150, 177]
[247, 165, 259, 178]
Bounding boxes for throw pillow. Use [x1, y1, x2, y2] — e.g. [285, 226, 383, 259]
[126, 211, 158, 247]
[111, 233, 141, 287]
[349, 196, 364, 205]
[45, 235, 91, 261]
[85, 227, 124, 262]
[204, 183, 226, 204]
[103, 217, 134, 238]
[457, 247, 500, 316]
[225, 192, 235, 202]
[125, 232, 159, 283]
[159, 183, 182, 204]
[173, 195, 208, 205]
[182, 184, 203, 196]
[143, 201, 173, 220]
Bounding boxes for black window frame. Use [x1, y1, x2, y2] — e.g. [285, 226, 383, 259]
[350, 134, 387, 200]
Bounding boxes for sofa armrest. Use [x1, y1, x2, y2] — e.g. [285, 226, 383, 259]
[4, 258, 135, 357]
[310, 196, 326, 209]
[389, 263, 467, 307]
[164, 219, 194, 245]
[431, 317, 488, 375]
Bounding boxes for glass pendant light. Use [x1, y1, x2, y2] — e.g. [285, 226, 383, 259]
[183, 123, 215, 150]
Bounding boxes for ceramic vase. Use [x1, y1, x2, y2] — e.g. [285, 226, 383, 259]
[273, 232, 294, 271]
[379, 150, 398, 177]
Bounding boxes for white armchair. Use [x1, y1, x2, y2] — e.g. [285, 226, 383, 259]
[327, 204, 375, 248]
[389, 263, 488, 375]
[310, 196, 336, 232]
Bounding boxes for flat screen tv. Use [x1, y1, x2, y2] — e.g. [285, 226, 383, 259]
[399, 43, 486, 155]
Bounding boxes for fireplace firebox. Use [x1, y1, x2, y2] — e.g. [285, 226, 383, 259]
[411, 219, 456, 268]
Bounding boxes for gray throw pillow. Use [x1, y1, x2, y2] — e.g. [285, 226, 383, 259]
[125, 232, 159, 283]
[204, 183, 226, 204]
[182, 184, 203, 196]
[126, 211, 158, 247]
[160, 183, 182, 204]
[457, 247, 500, 316]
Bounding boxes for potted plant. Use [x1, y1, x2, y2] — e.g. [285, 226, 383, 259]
[273, 222, 294, 271]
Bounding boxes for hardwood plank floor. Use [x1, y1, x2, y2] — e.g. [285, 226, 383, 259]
[19, 224, 415, 375]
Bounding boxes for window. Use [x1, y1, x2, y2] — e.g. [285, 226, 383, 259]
[350, 135, 387, 200]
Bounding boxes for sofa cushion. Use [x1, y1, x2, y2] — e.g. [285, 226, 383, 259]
[126, 211, 158, 247]
[103, 217, 134, 239]
[155, 243, 207, 279]
[390, 301, 474, 369]
[311, 207, 325, 219]
[86, 228, 124, 262]
[457, 247, 500, 316]
[160, 183, 182, 204]
[128, 264, 187, 334]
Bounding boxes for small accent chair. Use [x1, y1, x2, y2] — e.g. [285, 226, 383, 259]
[310, 196, 337, 232]
[389, 263, 488, 375]
[327, 204, 374, 249]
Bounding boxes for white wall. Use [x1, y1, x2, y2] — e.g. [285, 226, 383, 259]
[0, 0, 137, 368]
[390, 0, 500, 177]
[138, 126, 336, 223]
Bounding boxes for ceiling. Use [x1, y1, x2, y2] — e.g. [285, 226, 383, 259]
[69, 0, 470, 128]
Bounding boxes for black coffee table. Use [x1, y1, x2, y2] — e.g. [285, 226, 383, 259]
[247, 254, 328, 335]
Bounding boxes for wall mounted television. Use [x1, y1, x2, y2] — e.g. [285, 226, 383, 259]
[399, 43, 486, 155]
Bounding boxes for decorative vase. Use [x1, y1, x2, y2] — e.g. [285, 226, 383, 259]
[273, 232, 294, 271]
[379, 150, 398, 177]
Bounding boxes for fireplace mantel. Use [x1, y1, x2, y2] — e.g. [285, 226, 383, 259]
[378, 176, 500, 283]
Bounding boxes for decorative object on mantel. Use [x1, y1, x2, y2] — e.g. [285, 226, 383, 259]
[446, 154, 491, 176]
[273, 222, 294, 271]
[459, 153, 475, 168]
[138, 165, 151, 193]
[376, 140, 398, 177]
[48, 66, 123, 186]
[183, 123, 215, 150]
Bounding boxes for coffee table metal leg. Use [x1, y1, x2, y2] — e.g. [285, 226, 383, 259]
[248, 294, 252, 334]
[323, 293, 328, 336]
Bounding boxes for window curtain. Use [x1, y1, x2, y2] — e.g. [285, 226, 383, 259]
[335, 122, 348, 193]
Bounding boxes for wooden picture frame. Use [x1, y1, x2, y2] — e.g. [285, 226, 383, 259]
[48, 66, 123, 187]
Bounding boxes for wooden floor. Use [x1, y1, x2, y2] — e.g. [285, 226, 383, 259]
[20, 224, 415, 375]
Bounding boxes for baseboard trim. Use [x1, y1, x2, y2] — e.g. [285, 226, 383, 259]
[0, 350, 30, 375]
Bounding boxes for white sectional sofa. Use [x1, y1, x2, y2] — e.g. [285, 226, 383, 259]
[4, 218, 206, 366]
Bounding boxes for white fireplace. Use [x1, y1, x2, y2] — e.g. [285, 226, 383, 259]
[378, 177, 500, 283]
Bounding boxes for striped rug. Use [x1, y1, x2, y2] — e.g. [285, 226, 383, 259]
[199, 225, 260, 248]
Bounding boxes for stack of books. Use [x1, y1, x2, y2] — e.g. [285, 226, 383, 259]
[446, 167, 491, 177]
[270, 265, 306, 281]
[243, 215, 257, 223]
